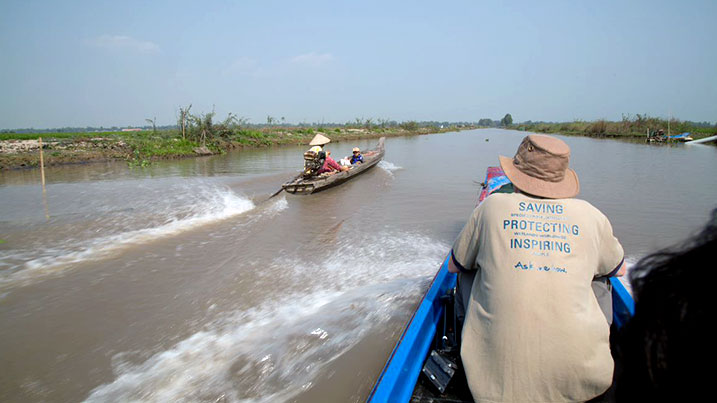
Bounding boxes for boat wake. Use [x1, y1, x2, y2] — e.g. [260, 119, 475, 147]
[378, 160, 402, 176]
[618, 255, 641, 293]
[0, 181, 259, 292]
[85, 230, 448, 402]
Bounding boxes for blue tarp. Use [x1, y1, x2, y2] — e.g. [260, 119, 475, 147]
[668, 132, 691, 139]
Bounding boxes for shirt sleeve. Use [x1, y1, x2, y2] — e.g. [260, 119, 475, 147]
[595, 214, 624, 277]
[451, 206, 483, 272]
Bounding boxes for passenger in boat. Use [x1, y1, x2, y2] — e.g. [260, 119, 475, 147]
[613, 208, 715, 402]
[350, 147, 364, 164]
[448, 134, 626, 402]
[318, 150, 348, 174]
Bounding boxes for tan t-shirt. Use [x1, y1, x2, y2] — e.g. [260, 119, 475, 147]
[452, 192, 624, 403]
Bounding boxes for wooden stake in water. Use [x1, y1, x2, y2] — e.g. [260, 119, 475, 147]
[39, 137, 46, 188]
[39, 137, 49, 220]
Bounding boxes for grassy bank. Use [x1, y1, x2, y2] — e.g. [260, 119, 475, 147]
[0, 124, 468, 170]
[514, 115, 716, 141]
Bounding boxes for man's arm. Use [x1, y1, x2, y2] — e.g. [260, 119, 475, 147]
[596, 214, 626, 278]
[448, 251, 462, 273]
[448, 251, 472, 273]
[449, 207, 482, 274]
[615, 260, 626, 277]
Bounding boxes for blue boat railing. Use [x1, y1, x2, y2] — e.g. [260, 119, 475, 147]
[610, 276, 635, 329]
[366, 254, 456, 403]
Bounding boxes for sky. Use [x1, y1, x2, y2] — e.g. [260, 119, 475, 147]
[1, 0, 715, 129]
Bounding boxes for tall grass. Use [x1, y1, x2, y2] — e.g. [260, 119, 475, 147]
[517, 115, 716, 139]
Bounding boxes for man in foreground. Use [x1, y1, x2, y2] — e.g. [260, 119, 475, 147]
[449, 134, 625, 402]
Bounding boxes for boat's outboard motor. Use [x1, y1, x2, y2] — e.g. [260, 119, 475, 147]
[303, 150, 326, 178]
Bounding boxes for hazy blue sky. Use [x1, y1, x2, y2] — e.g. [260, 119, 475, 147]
[1, 0, 715, 129]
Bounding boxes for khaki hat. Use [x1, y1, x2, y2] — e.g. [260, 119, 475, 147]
[352, 147, 360, 152]
[498, 134, 580, 199]
[309, 134, 331, 146]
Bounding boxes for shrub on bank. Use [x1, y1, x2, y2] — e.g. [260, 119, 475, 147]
[518, 115, 716, 140]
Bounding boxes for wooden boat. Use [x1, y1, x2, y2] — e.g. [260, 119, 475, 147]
[367, 167, 635, 403]
[282, 137, 385, 194]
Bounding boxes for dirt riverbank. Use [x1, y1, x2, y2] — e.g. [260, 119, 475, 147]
[0, 126, 466, 170]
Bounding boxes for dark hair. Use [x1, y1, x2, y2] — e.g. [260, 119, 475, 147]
[615, 209, 716, 402]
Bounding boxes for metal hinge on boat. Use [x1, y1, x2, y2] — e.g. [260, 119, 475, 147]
[422, 350, 458, 394]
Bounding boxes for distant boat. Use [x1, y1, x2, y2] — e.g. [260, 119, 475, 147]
[281, 137, 385, 194]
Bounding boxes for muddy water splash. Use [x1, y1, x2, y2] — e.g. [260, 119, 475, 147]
[0, 180, 255, 291]
[85, 231, 446, 402]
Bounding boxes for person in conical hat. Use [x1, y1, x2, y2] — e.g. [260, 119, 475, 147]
[308, 134, 331, 153]
[309, 134, 331, 146]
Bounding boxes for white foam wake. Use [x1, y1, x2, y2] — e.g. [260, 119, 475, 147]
[618, 255, 641, 294]
[85, 231, 448, 402]
[85, 291, 363, 403]
[1, 186, 255, 291]
[378, 160, 402, 174]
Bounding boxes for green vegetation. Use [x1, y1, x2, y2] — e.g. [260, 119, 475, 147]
[123, 131, 200, 167]
[501, 113, 513, 127]
[515, 114, 716, 141]
[1, 108, 471, 169]
[7, 108, 710, 170]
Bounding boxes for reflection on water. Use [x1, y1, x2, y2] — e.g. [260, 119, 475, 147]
[1, 130, 716, 402]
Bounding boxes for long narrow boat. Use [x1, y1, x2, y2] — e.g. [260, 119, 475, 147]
[367, 167, 635, 403]
[282, 137, 385, 194]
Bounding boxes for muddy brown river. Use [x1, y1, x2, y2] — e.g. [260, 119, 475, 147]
[1, 129, 716, 402]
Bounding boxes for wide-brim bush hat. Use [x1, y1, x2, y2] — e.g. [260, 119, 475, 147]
[498, 134, 580, 199]
[352, 147, 360, 152]
[309, 134, 331, 146]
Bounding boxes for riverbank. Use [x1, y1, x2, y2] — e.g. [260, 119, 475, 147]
[0, 125, 468, 170]
[513, 117, 716, 142]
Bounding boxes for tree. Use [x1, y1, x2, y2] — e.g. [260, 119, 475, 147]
[190, 110, 216, 146]
[478, 118, 495, 127]
[501, 113, 513, 127]
[145, 117, 157, 133]
[178, 105, 192, 139]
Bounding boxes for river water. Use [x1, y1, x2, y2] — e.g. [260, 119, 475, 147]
[1, 129, 716, 402]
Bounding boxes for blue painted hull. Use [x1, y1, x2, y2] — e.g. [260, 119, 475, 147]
[366, 255, 456, 402]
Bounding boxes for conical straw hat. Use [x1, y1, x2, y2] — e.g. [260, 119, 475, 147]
[309, 134, 331, 146]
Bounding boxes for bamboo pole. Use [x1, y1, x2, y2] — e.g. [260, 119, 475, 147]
[39, 137, 49, 220]
[39, 137, 46, 189]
